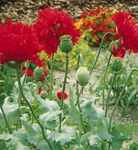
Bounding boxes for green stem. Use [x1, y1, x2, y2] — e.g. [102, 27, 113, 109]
[102, 88, 105, 110]
[0, 105, 12, 134]
[75, 53, 86, 133]
[62, 53, 69, 93]
[103, 53, 112, 82]
[76, 85, 85, 133]
[89, 45, 102, 75]
[76, 53, 80, 70]
[76, 84, 82, 113]
[59, 53, 69, 132]
[76, 53, 80, 94]
[16, 65, 53, 150]
[105, 74, 116, 117]
[90, 32, 113, 75]
[50, 56, 54, 96]
[102, 53, 112, 109]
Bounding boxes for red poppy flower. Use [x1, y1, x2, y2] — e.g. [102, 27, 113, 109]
[112, 45, 126, 58]
[56, 90, 68, 100]
[123, 26, 138, 53]
[33, 7, 80, 56]
[0, 20, 40, 63]
[113, 12, 138, 54]
[31, 54, 44, 67]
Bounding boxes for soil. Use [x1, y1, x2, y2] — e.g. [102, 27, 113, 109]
[0, 0, 137, 23]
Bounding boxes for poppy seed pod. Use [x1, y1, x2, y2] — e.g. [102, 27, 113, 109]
[59, 35, 73, 53]
[76, 67, 90, 86]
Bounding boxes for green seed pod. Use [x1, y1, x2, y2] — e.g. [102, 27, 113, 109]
[111, 59, 122, 73]
[76, 67, 90, 86]
[34, 67, 43, 81]
[59, 35, 73, 53]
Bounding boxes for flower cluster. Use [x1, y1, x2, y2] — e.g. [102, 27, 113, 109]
[33, 7, 80, 56]
[0, 7, 137, 63]
[112, 11, 138, 58]
[75, 7, 116, 46]
[0, 20, 40, 64]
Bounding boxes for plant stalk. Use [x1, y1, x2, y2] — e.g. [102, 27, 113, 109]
[90, 32, 113, 75]
[105, 74, 116, 117]
[16, 65, 53, 150]
[59, 53, 69, 132]
[0, 105, 12, 134]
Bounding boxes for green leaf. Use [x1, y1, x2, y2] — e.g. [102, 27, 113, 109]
[48, 126, 76, 145]
[0, 98, 19, 129]
[110, 127, 129, 150]
[34, 95, 60, 112]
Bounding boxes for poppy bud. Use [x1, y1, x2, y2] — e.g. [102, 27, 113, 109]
[59, 35, 73, 53]
[76, 67, 90, 86]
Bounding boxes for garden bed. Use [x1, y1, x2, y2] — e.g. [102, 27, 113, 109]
[0, 1, 138, 150]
